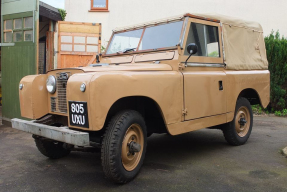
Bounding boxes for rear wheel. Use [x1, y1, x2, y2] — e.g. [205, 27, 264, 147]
[222, 97, 253, 146]
[34, 136, 71, 159]
[101, 110, 147, 184]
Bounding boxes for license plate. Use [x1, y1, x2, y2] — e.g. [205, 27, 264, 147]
[69, 101, 89, 128]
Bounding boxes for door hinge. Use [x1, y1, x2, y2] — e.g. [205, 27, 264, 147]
[182, 108, 188, 116]
[179, 63, 186, 70]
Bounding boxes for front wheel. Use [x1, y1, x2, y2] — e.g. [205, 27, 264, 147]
[101, 110, 147, 184]
[34, 136, 71, 159]
[222, 97, 253, 146]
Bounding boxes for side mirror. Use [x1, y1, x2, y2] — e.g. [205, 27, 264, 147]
[96, 53, 102, 63]
[185, 43, 198, 66]
[187, 43, 198, 55]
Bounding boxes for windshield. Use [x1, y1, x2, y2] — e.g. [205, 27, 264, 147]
[106, 29, 143, 54]
[106, 20, 183, 54]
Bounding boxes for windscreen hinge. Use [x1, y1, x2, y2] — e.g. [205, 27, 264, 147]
[182, 108, 188, 116]
[178, 63, 186, 70]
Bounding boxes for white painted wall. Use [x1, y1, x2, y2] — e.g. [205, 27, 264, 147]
[65, 0, 287, 47]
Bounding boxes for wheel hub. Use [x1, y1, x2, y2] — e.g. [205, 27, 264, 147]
[238, 117, 247, 126]
[128, 141, 141, 154]
[121, 124, 144, 171]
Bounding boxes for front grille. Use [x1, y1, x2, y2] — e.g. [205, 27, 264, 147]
[57, 73, 69, 113]
[50, 72, 71, 113]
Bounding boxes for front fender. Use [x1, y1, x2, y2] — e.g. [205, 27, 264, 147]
[19, 74, 48, 119]
[67, 71, 183, 131]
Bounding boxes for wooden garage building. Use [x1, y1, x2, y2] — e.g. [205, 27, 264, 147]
[1, 0, 101, 124]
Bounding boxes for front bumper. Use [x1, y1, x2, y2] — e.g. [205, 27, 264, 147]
[11, 118, 90, 146]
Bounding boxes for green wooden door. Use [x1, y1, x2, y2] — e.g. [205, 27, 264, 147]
[1, 0, 38, 120]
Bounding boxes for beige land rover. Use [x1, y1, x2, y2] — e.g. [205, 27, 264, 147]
[12, 13, 270, 183]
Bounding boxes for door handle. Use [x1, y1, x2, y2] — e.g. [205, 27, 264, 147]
[219, 81, 223, 90]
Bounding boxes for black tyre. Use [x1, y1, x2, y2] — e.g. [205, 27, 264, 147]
[34, 137, 71, 159]
[101, 110, 147, 184]
[222, 97, 253, 146]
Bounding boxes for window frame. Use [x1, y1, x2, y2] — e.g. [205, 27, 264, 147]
[59, 33, 100, 54]
[3, 20, 13, 43]
[3, 16, 33, 43]
[181, 18, 223, 64]
[104, 20, 184, 56]
[90, 0, 109, 12]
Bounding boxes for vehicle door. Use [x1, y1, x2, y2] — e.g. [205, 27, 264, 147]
[181, 18, 226, 121]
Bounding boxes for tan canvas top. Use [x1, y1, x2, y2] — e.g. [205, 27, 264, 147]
[195, 13, 268, 70]
[114, 13, 268, 70]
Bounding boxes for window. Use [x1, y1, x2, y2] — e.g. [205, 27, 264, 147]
[91, 0, 108, 11]
[24, 31, 33, 41]
[4, 20, 13, 43]
[24, 17, 33, 28]
[184, 23, 220, 57]
[3, 17, 33, 43]
[139, 21, 183, 51]
[60, 35, 99, 53]
[14, 18, 22, 29]
[106, 29, 143, 54]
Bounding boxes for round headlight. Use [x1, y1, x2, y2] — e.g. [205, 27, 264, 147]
[80, 83, 86, 92]
[46, 75, 56, 93]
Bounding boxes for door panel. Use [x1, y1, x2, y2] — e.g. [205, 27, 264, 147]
[57, 22, 101, 68]
[183, 70, 226, 120]
[181, 18, 226, 121]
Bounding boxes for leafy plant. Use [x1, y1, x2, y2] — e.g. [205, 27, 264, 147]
[274, 109, 287, 117]
[252, 104, 271, 115]
[58, 9, 67, 21]
[208, 51, 219, 57]
[101, 46, 106, 52]
[252, 104, 263, 115]
[274, 111, 282, 116]
[265, 31, 287, 111]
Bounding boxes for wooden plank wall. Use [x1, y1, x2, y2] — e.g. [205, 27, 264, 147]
[2, 43, 36, 119]
[46, 31, 54, 71]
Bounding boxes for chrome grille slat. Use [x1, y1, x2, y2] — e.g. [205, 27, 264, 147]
[51, 97, 56, 112]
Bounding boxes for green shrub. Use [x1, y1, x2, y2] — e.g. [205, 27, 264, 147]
[275, 111, 282, 116]
[252, 104, 263, 114]
[252, 104, 271, 115]
[274, 109, 287, 117]
[265, 31, 287, 111]
[58, 9, 67, 21]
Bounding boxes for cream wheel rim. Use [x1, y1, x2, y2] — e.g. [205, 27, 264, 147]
[121, 124, 144, 171]
[235, 106, 250, 137]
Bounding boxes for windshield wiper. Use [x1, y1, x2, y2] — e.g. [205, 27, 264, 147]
[117, 48, 136, 54]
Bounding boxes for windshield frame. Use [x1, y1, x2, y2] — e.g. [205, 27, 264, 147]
[104, 19, 185, 56]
